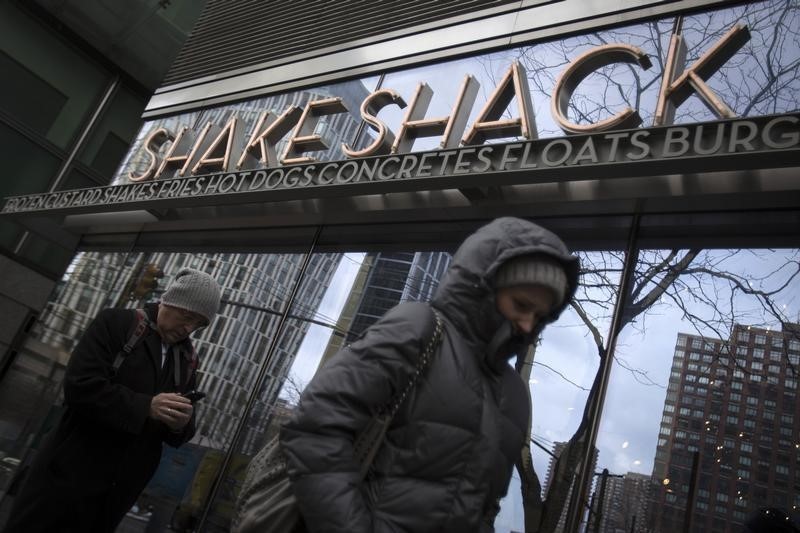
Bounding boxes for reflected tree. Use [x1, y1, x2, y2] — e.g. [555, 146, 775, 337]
[487, 2, 800, 531]
[575, 249, 800, 377]
[477, 0, 799, 133]
[531, 247, 800, 532]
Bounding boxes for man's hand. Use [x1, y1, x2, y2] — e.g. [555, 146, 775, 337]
[150, 392, 193, 432]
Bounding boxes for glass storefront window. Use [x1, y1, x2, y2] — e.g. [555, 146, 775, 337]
[0, 219, 24, 252]
[121, 251, 329, 531]
[593, 247, 800, 532]
[494, 250, 623, 532]
[0, 252, 130, 496]
[16, 236, 75, 279]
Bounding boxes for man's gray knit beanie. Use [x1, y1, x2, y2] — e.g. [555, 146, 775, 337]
[161, 268, 221, 325]
[493, 254, 568, 307]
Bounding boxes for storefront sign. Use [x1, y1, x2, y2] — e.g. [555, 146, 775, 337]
[4, 21, 797, 217]
[3, 114, 798, 215]
[122, 24, 750, 183]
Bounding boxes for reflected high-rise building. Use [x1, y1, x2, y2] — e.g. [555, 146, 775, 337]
[320, 251, 451, 366]
[592, 471, 650, 533]
[650, 324, 800, 532]
[542, 441, 598, 533]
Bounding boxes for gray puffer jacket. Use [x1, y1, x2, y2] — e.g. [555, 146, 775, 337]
[281, 217, 579, 533]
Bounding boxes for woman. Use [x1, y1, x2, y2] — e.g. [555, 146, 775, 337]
[281, 217, 580, 532]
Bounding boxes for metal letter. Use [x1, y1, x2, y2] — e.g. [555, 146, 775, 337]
[129, 127, 172, 182]
[343, 89, 406, 158]
[392, 75, 480, 153]
[463, 61, 536, 145]
[654, 24, 750, 125]
[282, 98, 349, 165]
[552, 44, 652, 134]
[192, 117, 246, 175]
[236, 107, 303, 170]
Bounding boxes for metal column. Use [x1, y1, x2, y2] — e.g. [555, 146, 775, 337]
[196, 226, 323, 531]
[563, 214, 641, 532]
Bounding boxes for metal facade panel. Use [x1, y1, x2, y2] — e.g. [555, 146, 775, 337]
[146, 0, 736, 118]
[163, 0, 524, 86]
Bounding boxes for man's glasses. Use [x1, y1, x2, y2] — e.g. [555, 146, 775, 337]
[175, 308, 207, 331]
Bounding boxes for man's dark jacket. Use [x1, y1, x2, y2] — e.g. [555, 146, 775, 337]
[4, 303, 197, 533]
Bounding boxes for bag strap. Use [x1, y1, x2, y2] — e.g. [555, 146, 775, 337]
[386, 306, 444, 418]
[112, 309, 154, 372]
[354, 306, 444, 477]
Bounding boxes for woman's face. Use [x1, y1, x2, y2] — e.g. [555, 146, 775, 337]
[495, 285, 556, 335]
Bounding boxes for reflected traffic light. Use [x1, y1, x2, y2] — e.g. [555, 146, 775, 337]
[131, 263, 164, 300]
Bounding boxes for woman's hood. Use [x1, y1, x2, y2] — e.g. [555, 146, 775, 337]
[431, 217, 580, 349]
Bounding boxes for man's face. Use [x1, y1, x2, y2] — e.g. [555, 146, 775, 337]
[156, 304, 207, 344]
[495, 285, 556, 336]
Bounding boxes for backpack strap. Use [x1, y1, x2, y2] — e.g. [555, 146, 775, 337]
[112, 309, 154, 373]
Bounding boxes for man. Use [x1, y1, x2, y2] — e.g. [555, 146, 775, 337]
[4, 267, 221, 533]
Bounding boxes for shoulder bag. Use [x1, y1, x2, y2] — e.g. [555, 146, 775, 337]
[232, 307, 444, 533]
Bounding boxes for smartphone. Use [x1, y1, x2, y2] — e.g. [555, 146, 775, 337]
[182, 390, 206, 403]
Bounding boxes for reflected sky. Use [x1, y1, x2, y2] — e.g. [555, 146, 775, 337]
[598, 248, 800, 478]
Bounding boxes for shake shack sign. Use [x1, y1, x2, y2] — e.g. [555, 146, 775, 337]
[3, 23, 799, 216]
[4, 114, 798, 215]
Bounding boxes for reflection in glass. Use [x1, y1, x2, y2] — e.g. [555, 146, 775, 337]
[0, 253, 128, 496]
[379, 0, 798, 147]
[0, 2, 108, 149]
[0, 249, 346, 530]
[594, 248, 800, 532]
[495, 251, 623, 532]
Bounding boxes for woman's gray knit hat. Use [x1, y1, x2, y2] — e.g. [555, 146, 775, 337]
[494, 254, 569, 307]
[161, 268, 221, 325]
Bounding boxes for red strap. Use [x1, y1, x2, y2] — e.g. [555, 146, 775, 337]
[112, 309, 151, 371]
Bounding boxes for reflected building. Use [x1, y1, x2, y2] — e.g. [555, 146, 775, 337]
[650, 324, 800, 532]
[543, 441, 569, 495]
[542, 441, 598, 533]
[320, 251, 451, 366]
[593, 471, 650, 533]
